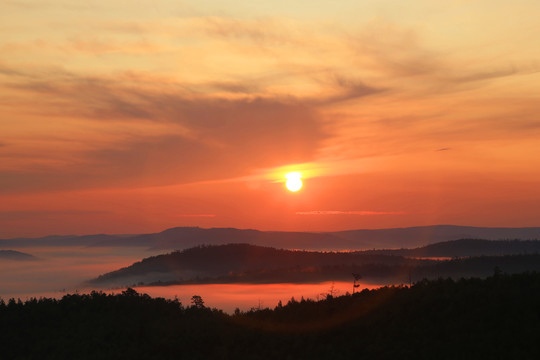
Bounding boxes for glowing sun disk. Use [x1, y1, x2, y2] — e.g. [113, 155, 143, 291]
[285, 172, 303, 192]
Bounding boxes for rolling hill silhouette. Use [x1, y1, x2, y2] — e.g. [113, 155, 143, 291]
[3, 225, 540, 251]
[90, 239, 540, 287]
[330, 225, 540, 249]
[0, 249, 37, 261]
[90, 227, 346, 250]
[90, 243, 417, 286]
[368, 238, 540, 257]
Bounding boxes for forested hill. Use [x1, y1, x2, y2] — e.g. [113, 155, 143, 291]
[91, 241, 540, 287]
[91, 244, 419, 286]
[3, 272, 540, 359]
[368, 238, 540, 257]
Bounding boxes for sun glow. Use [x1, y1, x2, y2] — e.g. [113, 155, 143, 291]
[285, 172, 303, 192]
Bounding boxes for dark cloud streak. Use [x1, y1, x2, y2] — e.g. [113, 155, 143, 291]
[0, 66, 330, 192]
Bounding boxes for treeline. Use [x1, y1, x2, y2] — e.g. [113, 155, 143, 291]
[368, 238, 540, 257]
[92, 243, 422, 286]
[92, 242, 540, 287]
[133, 253, 540, 287]
[3, 272, 540, 359]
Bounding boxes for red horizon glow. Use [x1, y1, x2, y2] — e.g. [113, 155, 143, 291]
[1, 1, 540, 238]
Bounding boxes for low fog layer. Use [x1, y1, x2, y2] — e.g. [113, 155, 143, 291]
[0, 246, 158, 300]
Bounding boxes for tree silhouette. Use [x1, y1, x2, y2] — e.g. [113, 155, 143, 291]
[352, 272, 362, 294]
[191, 295, 205, 308]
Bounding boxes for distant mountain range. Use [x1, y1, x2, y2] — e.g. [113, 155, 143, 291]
[90, 239, 540, 287]
[0, 234, 125, 248]
[330, 225, 540, 249]
[2, 225, 540, 251]
[0, 250, 37, 261]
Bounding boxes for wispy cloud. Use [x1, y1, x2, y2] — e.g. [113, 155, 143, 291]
[0, 64, 331, 192]
[201, 17, 298, 46]
[176, 214, 216, 218]
[1, 10, 539, 195]
[296, 211, 405, 215]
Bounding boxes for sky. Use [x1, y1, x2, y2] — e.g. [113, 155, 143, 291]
[1, 0, 540, 237]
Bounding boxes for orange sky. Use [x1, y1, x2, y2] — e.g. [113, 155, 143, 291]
[1, 0, 540, 237]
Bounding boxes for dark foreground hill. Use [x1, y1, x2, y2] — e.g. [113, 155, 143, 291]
[2, 272, 540, 359]
[90, 243, 422, 286]
[90, 242, 540, 287]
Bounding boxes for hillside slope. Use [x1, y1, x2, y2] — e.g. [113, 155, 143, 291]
[90, 240, 540, 286]
[90, 244, 416, 286]
[0, 250, 37, 261]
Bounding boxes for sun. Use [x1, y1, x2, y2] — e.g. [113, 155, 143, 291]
[285, 172, 303, 192]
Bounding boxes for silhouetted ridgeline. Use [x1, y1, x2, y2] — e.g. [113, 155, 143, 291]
[0, 249, 36, 261]
[144, 254, 540, 286]
[369, 238, 540, 257]
[2, 272, 540, 359]
[331, 225, 540, 249]
[3, 225, 540, 251]
[90, 244, 420, 286]
[90, 242, 540, 287]
[91, 227, 346, 250]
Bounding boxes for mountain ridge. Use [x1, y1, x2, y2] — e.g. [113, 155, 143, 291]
[2, 225, 540, 251]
